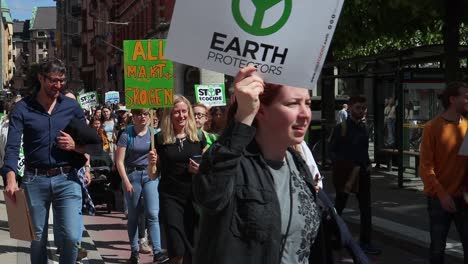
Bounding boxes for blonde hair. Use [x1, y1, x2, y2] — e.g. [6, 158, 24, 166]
[160, 95, 199, 144]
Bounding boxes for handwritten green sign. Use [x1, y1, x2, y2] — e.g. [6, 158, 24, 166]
[124, 39, 174, 109]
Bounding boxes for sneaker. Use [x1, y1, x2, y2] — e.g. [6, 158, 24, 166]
[129, 251, 139, 264]
[360, 243, 382, 255]
[153, 251, 169, 263]
[76, 247, 88, 261]
[139, 238, 152, 254]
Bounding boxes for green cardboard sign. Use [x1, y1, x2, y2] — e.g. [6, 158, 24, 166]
[124, 39, 174, 109]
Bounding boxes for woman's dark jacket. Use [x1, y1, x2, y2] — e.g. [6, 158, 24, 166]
[192, 121, 319, 264]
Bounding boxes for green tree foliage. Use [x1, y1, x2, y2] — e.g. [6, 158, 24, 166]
[332, 0, 468, 60]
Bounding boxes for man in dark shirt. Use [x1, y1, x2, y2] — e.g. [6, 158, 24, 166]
[2, 58, 89, 264]
[330, 95, 381, 255]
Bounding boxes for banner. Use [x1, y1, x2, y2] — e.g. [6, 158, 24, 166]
[195, 84, 226, 107]
[124, 39, 174, 109]
[165, 0, 344, 89]
[105, 91, 120, 104]
[77, 92, 98, 109]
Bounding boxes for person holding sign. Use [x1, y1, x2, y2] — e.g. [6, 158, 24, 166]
[148, 95, 207, 264]
[115, 109, 168, 264]
[193, 103, 210, 131]
[193, 103, 217, 147]
[1, 58, 89, 264]
[192, 66, 322, 264]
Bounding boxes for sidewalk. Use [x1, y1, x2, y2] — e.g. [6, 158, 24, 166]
[0, 187, 30, 263]
[0, 182, 103, 264]
[322, 167, 463, 263]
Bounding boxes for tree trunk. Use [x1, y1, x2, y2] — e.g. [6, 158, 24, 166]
[443, 0, 462, 82]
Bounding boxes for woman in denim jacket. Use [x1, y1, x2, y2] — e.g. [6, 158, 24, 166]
[192, 66, 321, 264]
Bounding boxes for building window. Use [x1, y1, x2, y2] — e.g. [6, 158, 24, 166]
[38, 42, 44, 49]
[39, 54, 44, 60]
[38, 31, 45, 37]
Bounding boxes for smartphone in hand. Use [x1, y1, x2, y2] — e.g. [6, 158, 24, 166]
[191, 155, 202, 164]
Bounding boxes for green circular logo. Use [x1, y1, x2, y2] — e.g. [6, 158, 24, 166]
[208, 87, 216, 96]
[232, 0, 292, 36]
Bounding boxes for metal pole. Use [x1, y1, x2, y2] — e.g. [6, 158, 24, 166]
[99, 39, 123, 52]
[396, 56, 404, 188]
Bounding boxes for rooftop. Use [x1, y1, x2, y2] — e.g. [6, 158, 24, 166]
[30, 6, 56, 30]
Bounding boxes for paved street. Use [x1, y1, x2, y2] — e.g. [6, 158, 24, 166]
[322, 169, 463, 264]
[0, 167, 464, 263]
[82, 208, 154, 264]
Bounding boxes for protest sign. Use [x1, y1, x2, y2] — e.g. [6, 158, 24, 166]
[166, 0, 344, 89]
[77, 92, 98, 109]
[195, 84, 226, 107]
[124, 39, 174, 109]
[105, 91, 120, 104]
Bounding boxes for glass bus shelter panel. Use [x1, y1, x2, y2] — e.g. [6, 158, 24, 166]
[402, 82, 444, 171]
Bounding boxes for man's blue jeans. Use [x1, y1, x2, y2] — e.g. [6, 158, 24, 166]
[123, 169, 162, 253]
[22, 169, 83, 264]
[427, 196, 468, 264]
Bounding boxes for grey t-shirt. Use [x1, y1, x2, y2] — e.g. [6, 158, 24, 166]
[117, 128, 151, 166]
[266, 152, 321, 264]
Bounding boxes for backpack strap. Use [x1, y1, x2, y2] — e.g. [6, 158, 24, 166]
[125, 125, 135, 149]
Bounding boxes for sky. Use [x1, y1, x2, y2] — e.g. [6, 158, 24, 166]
[5, 0, 56, 21]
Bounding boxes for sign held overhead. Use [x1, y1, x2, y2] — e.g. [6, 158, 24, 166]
[166, 0, 344, 89]
[124, 39, 174, 109]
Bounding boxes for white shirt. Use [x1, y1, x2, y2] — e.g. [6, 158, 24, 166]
[337, 109, 348, 124]
[299, 141, 323, 188]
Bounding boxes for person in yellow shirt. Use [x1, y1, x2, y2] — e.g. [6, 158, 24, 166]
[419, 81, 468, 264]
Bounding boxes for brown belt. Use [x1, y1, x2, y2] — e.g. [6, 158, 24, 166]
[25, 166, 74, 177]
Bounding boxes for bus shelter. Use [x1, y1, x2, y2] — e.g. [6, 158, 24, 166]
[320, 44, 468, 187]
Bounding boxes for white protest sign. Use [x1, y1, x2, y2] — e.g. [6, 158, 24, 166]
[105, 91, 120, 104]
[195, 84, 226, 107]
[77, 92, 98, 109]
[166, 0, 344, 89]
